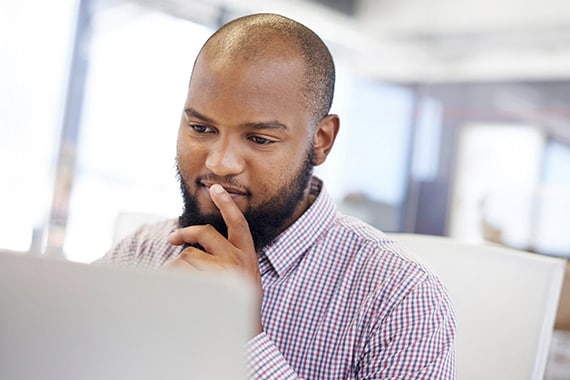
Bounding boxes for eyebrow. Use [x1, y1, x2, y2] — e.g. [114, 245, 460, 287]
[184, 108, 215, 124]
[242, 121, 288, 131]
[185, 107, 288, 131]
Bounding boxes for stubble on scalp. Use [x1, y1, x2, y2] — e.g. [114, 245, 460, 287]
[194, 13, 336, 125]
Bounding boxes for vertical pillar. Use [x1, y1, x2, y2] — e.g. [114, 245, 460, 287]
[44, 0, 92, 256]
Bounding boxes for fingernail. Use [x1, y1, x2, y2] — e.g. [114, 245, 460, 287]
[211, 184, 225, 195]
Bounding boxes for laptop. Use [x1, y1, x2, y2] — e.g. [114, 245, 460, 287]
[0, 250, 255, 380]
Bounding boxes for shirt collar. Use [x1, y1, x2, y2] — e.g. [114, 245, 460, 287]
[259, 176, 336, 278]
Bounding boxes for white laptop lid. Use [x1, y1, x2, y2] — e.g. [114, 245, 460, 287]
[0, 251, 255, 380]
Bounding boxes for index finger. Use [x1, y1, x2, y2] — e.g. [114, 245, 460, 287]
[209, 184, 255, 250]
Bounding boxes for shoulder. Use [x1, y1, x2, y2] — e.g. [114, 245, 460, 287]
[326, 213, 448, 307]
[97, 219, 179, 268]
[327, 213, 424, 276]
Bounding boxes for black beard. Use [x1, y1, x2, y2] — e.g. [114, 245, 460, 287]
[177, 147, 315, 253]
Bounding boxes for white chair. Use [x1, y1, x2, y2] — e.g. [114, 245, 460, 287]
[389, 233, 566, 380]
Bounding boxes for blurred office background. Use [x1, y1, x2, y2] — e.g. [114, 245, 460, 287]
[2, 1, 570, 377]
[1, 0, 570, 262]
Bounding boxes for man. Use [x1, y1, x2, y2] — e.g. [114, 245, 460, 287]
[100, 13, 456, 379]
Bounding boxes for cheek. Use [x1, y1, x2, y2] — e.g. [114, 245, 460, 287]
[176, 131, 187, 164]
[176, 139, 203, 178]
[252, 155, 303, 194]
[246, 160, 279, 196]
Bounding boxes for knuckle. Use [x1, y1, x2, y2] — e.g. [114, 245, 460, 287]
[235, 218, 250, 231]
[228, 255, 241, 267]
[204, 224, 217, 234]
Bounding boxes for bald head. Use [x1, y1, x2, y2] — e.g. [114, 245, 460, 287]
[194, 13, 336, 124]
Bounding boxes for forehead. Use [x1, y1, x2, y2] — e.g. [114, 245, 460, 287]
[186, 50, 311, 125]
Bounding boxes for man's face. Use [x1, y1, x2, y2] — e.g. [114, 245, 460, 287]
[176, 51, 317, 251]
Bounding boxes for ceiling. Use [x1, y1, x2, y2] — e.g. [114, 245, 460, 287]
[354, 0, 570, 81]
[129, 0, 570, 82]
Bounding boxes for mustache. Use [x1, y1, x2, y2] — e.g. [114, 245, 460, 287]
[195, 174, 251, 196]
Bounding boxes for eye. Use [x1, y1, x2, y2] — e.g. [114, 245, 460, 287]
[189, 124, 215, 134]
[248, 135, 274, 145]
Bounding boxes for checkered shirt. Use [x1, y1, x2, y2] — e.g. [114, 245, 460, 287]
[99, 177, 456, 379]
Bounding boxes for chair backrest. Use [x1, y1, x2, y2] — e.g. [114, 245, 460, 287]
[389, 233, 566, 380]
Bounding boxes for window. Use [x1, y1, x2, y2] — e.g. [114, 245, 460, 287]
[0, 0, 78, 251]
[64, 4, 213, 262]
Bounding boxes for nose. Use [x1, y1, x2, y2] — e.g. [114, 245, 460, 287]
[205, 138, 246, 177]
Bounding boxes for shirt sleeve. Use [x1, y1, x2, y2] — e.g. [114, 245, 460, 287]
[94, 219, 178, 269]
[246, 332, 303, 380]
[94, 233, 138, 266]
[246, 273, 455, 380]
[360, 274, 457, 379]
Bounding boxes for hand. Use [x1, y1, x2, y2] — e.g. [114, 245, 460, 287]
[165, 184, 263, 335]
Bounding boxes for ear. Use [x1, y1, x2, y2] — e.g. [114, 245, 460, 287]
[312, 114, 340, 166]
